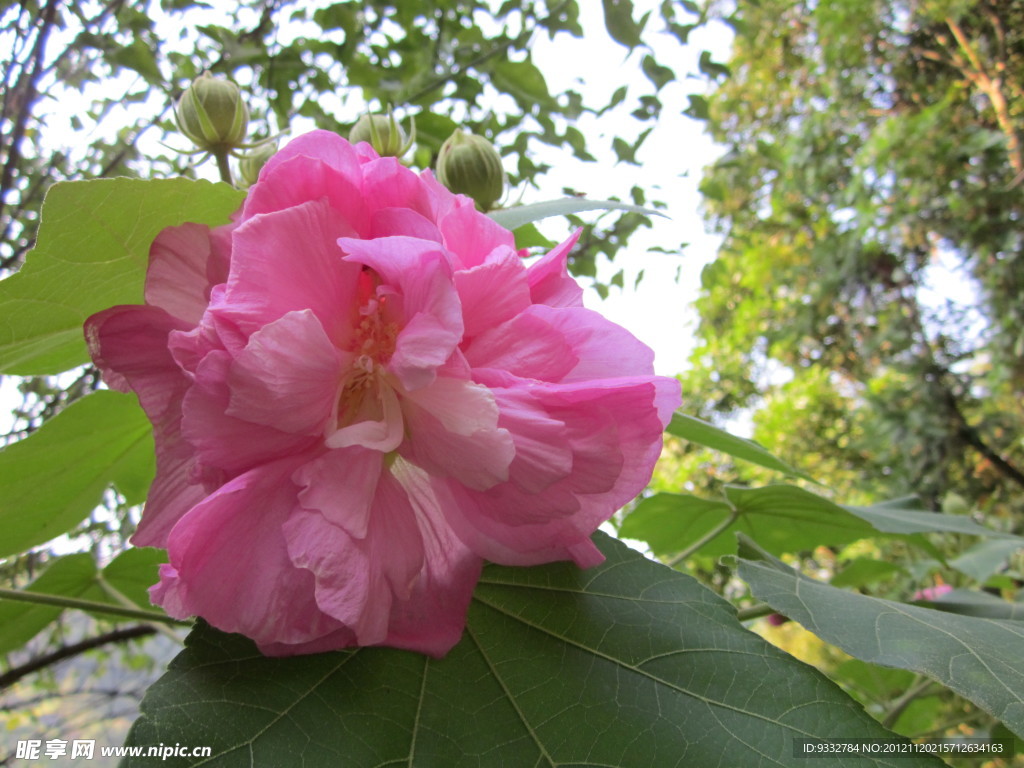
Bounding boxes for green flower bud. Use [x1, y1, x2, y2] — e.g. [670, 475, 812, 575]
[349, 112, 414, 158]
[436, 129, 506, 212]
[237, 142, 277, 188]
[940, 492, 970, 516]
[175, 71, 249, 153]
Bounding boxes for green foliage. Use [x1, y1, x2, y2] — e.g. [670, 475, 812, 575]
[0, 548, 166, 656]
[738, 535, 1024, 739]
[688, 0, 1024, 516]
[666, 412, 812, 480]
[0, 391, 153, 558]
[0, 179, 243, 375]
[488, 196, 665, 231]
[126, 534, 941, 768]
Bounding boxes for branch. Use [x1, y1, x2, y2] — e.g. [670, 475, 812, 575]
[0, 0, 60, 228]
[947, 397, 1024, 490]
[0, 625, 155, 691]
[944, 15, 1024, 178]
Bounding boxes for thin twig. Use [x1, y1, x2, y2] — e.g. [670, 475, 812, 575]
[0, 0, 60, 228]
[667, 510, 740, 567]
[0, 625, 156, 691]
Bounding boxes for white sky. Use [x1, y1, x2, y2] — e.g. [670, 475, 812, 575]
[529, 6, 733, 376]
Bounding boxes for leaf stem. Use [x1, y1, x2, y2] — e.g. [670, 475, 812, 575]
[666, 510, 740, 567]
[0, 586, 191, 626]
[882, 674, 938, 729]
[95, 575, 184, 642]
[735, 602, 775, 622]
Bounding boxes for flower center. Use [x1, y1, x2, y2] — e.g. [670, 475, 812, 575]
[336, 272, 399, 425]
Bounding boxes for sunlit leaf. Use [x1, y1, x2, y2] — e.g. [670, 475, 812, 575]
[601, 0, 645, 48]
[848, 501, 1024, 540]
[0, 548, 166, 656]
[0, 178, 243, 375]
[0, 554, 96, 656]
[490, 57, 554, 108]
[488, 197, 665, 230]
[0, 391, 154, 558]
[622, 484, 1019, 561]
[737, 535, 1024, 739]
[622, 486, 875, 559]
[511, 222, 555, 250]
[667, 411, 813, 480]
[125, 534, 940, 767]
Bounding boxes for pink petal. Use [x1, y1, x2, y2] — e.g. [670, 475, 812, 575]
[326, 381, 403, 451]
[84, 305, 206, 548]
[145, 223, 228, 325]
[489, 388, 573, 494]
[532, 305, 656, 382]
[463, 308, 578, 382]
[440, 377, 679, 567]
[384, 460, 484, 656]
[243, 130, 368, 231]
[294, 447, 382, 539]
[152, 456, 348, 649]
[437, 196, 515, 269]
[284, 467, 426, 646]
[369, 208, 443, 241]
[453, 247, 532, 339]
[258, 129, 365, 182]
[400, 376, 514, 491]
[221, 198, 362, 344]
[182, 350, 318, 478]
[226, 309, 345, 435]
[526, 231, 584, 307]
[360, 157, 435, 218]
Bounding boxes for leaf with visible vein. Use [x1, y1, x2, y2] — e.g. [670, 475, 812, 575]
[124, 533, 943, 767]
[0, 178, 242, 375]
[738, 534, 1024, 739]
[0, 391, 154, 557]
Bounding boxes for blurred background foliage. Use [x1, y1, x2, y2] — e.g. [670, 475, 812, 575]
[2, 0, 1023, 762]
[645, 0, 1024, 755]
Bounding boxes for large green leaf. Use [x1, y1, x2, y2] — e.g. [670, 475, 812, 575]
[0, 177, 243, 375]
[621, 485, 876, 558]
[737, 535, 1024, 739]
[847, 501, 1024, 540]
[622, 484, 1020, 560]
[0, 390, 154, 558]
[0, 554, 96, 656]
[125, 533, 942, 767]
[0, 548, 167, 656]
[490, 57, 555, 108]
[950, 539, 1024, 583]
[488, 197, 665, 231]
[666, 412, 814, 481]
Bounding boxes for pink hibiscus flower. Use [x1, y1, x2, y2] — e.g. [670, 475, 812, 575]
[86, 130, 681, 657]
